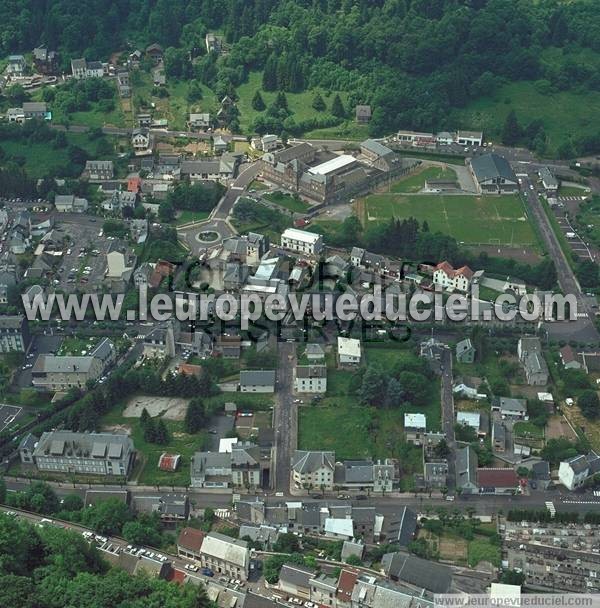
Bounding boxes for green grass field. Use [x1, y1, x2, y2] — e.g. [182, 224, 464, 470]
[0, 132, 106, 178]
[175, 210, 211, 225]
[236, 71, 355, 137]
[454, 81, 600, 156]
[391, 166, 457, 193]
[513, 420, 545, 440]
[360, 193, 536, 246]
[263, 191, 311, 213]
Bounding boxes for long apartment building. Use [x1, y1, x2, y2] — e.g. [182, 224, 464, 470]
[31, 430, 135, 477]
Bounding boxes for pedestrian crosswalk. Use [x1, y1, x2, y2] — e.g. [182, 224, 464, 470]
[545, 501, 556, 516]
[593, 491, 600, 497]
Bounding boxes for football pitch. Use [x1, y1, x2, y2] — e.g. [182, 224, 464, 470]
[360, 193, 537, 246]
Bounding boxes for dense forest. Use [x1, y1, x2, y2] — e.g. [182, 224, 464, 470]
[2, 0, 600, 146]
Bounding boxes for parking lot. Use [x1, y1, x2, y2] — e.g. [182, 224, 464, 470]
[553, 209, 595, 262]
[54, 217, 111, 292]
[16, 334, 63, 388]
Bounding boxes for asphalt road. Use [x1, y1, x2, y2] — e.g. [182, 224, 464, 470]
[213, 162, 261, 220]
[520, 174, 599, 342]
[273, 342, 296, 493]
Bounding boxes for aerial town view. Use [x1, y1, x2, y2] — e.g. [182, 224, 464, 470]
[2, 1, 600, 607]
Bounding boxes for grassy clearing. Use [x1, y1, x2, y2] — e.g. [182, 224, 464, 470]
[57, 336, 99, 356]
[0, 132, 104, 178]
[467, 537, 501, 567]
[175, 210, 211, 225]
[558, 185, 589, 197]
[391, 166, 457, 193]
[563, 402, 600, 450]
[263, 191, 311, 213]
[454, 81, 600, 156]
[360, 193, 536, 246]
[513, 420, 544, 439]
[235, 71, 352, 134]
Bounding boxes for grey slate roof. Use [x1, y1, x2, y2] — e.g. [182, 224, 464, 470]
[362, 138, 393, 157]
[240, 370, 276, 387]
[470, 153, 517, 183]
[291, 450, 335, 474]
[381, 551, 452, 593]
[279, 563, 316, 589]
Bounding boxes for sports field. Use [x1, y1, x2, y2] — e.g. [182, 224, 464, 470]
[359, 193, 536, 246]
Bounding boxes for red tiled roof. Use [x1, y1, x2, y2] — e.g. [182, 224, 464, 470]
[435, 261, 473, 280]
[169, 568, 186, 584]
[158, 453, 181, 471]
[560, 345, 578, 364]
[477, 468, 518, 488]
[337, 569, 359, 600]
[179, 363, 203, 377]
[177, 527, 205, 552]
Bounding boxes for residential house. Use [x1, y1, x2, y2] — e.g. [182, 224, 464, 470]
[117, 70, 130, 97]
[213, 135, 228, 153]
[251, 134, 278, 152]
[558, 452, 600, 490]
[7, 55, 26, 77]
[205, 33, 223, 54]
[31, 338, 115, 390]
[238, 524, 278, 550]
[532, 461, 551, 490]
[404, 413, 427, 445]
[177, 527, 205, 560]
[54, 194, 88, 213]
[294, 364, 327, 393]
[22, 102, 49, 120]
[457, 130, 483, 147]
[85, 160, 114, 181]
[360, 139, 400, 172]
[291, 450, 335, 491]
[279, 563, 315, 600]
[559, 345, 583, 370]
[0, 315, 30, 353]
[337, 337, 361, 366]
[518, 337, 548, 386]
[71, 58, 104, 79]
[539, 166, 559, 194]
[341, 539, 365, 562]
[240, 370, 276, 393]
[131, 128, 152, 153]
[304, 343, 325, 361]
[33, 47, 58, 76]
[492, 422, 506, 453]
[456, 411, 485, 437]
[355, 105, 372, 124]
[188, 112, 211, 130]
[469, 153, 518, 194]
[334, 459, 395, 493]
[310, 574, 337, 607]
[281, 228, 324, 256]
[456, 338, 476, 363]
[231, 442, 262, 489]
[433, 261, 474, 292]
[477, 468, 519, 494]
[145, 43, 164, 64]
[31, 430, 135, 477]
[191, 452, 232, 488]
[456, 445, 478, 494]
[424, 461, 448, 488]
[222, 232, 269, 266]
[132, 494, 188, 527]
[381, 552, 452, 594]
[18, 433, 38, 464]
[336, 569, 359, 608]
[387, 506, 418, 547]
[199, 532, 250, 580]
[492, 396, 528, 419]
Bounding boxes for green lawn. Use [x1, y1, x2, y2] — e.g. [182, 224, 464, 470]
[574, 197, 600, 248]
[263, 191, 311, 213]
[57, 336, 99, 356]
[0, 132, 105, 178]
[454, 81, 600, 156]
[175, 210, 211, 225]
[467, 537, 501, 567]
[513, 421, 544, 440]
[558, 185, 589, 197]
[361, 193, 536, 246]
[391, 166, 457, 193]
[236, 71, 353, 135]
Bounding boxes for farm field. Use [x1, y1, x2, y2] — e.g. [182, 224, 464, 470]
[358, 193, 537, 246]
